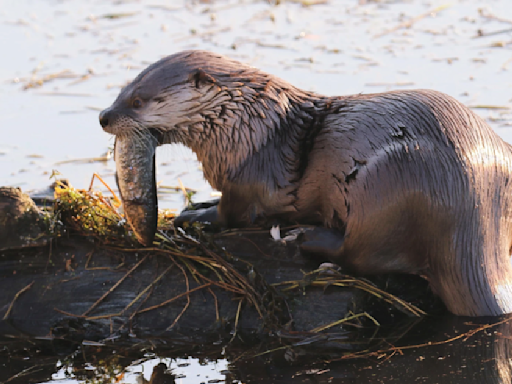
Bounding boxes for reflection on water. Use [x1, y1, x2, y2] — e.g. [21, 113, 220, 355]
[3, 315, 512, 383]
[44, 357, 228, 384]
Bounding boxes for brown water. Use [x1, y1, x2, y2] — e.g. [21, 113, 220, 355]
[1, 0, 512, 382]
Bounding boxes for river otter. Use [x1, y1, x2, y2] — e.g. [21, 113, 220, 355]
[99, 50, 512, 317]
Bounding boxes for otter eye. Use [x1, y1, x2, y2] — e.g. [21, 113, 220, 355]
[132, 98, 143, 109]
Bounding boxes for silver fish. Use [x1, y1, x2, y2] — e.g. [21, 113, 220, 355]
[114, 135, 158, 246]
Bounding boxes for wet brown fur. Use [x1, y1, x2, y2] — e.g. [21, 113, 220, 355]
[100, 50, 512, 317]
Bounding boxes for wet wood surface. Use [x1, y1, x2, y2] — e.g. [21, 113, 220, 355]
[0, 233, 360, 341]
[0, 187, 436, 345]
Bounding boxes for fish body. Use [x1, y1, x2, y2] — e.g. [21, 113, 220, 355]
[114, 135, 158, 246]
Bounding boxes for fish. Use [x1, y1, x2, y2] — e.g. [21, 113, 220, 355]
[114, 135, 158, 246]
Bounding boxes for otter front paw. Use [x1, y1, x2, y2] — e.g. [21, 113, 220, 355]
[173, 205, 219, 227]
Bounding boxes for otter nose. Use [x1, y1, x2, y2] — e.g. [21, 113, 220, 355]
[99, 109, 110, 128]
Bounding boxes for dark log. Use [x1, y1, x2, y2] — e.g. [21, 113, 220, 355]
[0, 234, 359, 340]
[0, 187, 51, 251]
[0, 187, 440, 346]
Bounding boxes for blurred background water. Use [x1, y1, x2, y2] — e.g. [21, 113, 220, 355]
[1, 0, 510, 211]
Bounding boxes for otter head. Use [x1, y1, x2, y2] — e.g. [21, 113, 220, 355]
[99, 52, 225, 145]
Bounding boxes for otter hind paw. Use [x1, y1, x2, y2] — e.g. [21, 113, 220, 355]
[300, 227, 345, 261]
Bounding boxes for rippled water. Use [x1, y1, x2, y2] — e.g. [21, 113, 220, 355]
[1, 0, 511, 209]
[1, 0, 512, 382]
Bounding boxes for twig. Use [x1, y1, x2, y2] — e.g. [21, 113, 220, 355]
[479, 10, 512, 25]
[378, 349, 399, 364]
[85, 255, 125, 271]
[3, 281, 35, 320]
[252, 344, 289, 358]
[474, 27, 512, 39]
[273, 271, 426, 317]
[469, 105, 510, 110]
[502, 57, 512, 70]
[334, 316, 512, 361]
[121, 264, 173, 315]
[166, 298, 190, 330]
[177, 178, 189, 200]
[158, 184, 197, 193]
[22, 69, 78, 90]
[229, 299, 243, 343]
[201, 245, 264, 317]
[195, 259, 225, 283]
[166, 256, 192, 330]
[36, 91, 92, 97]
[310, 312, 379, 333]
[203, 278, 247, 295]
[4, 365, 44, 383]
[82, 254, 148, 316]
[107, 238, 268, 321]
[86, 264, 173, 320]
[179, 257, 203, 285]
[231, 236, 272, 259]
[88, 173, 121, 205]
[84, 249, 94, 269]
[375, 4, 452, 38]
[129, 286, 153, 321]
[137, 283, 212, 314]
[208, 287, 220, 322]
[106, 246, 215, 264]
[54, 307, 86, 318]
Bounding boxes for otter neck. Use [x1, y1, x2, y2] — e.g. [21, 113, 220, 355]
[187, 83, 331, 192]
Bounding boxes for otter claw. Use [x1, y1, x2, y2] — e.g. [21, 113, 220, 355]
[318, 262, 342, 275]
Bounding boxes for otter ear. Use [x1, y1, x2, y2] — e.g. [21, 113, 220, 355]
[188, 68, 216, 88]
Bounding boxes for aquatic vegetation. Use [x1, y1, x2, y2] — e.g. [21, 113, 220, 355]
[53, 174, 142, 245]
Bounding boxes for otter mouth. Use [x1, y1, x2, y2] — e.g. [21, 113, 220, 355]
[114, 134, 158, 246]
[148, 128, 165, 145]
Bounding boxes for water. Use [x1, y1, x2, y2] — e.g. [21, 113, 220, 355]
[45, 357, 229, 384]
[3, 315, 512, 383]
[1, 0, 511, 208]
[1, 0, 512, 382]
